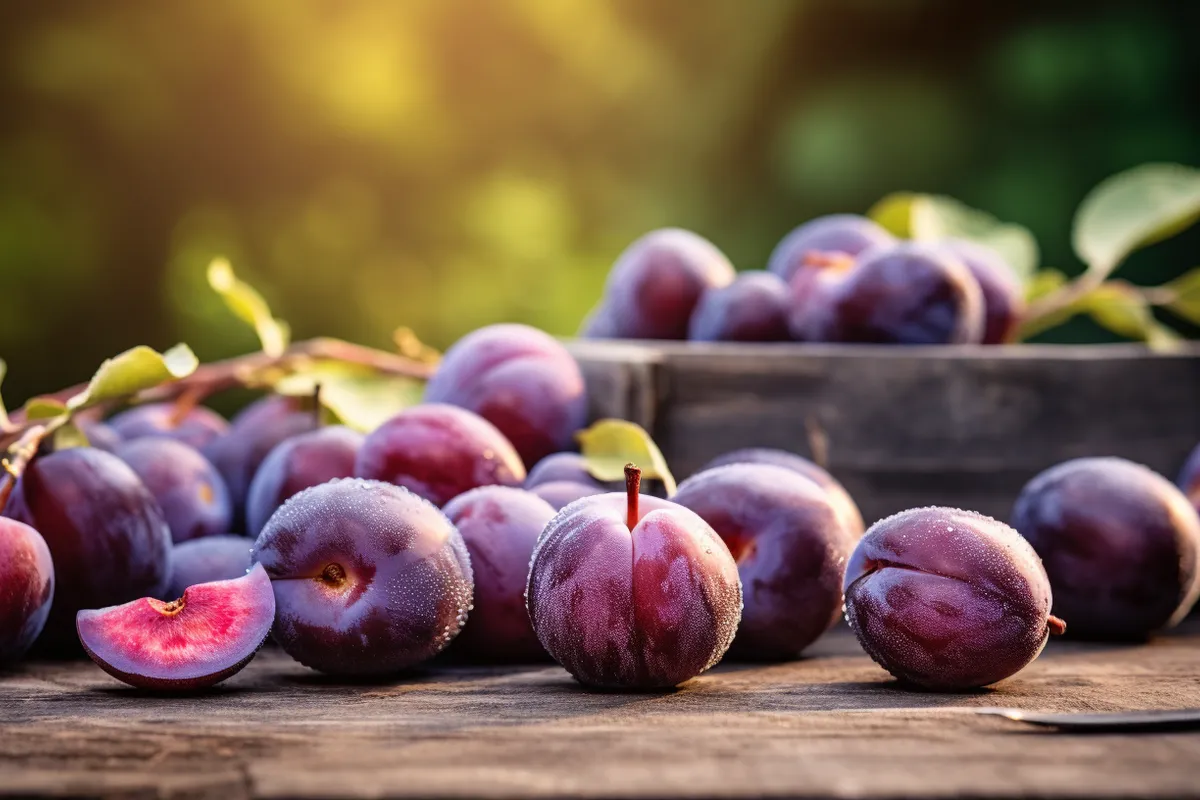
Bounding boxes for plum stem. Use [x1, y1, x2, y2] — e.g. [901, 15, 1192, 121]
[312, 383, 324, 428]
[1048, 615, 1067, 636]
[0, 425, 46, 509]
[625, 463, 641, 530]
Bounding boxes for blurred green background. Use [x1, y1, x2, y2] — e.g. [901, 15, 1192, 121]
[2, 0, 1198, 403]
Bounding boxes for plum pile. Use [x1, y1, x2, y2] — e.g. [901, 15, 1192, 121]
[582, 216, 1025, 345]
[2, 305, 1197, 696]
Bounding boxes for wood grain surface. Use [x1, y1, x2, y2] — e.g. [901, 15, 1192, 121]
[568, 341, 1200, 525]
[2, 619, 1199, 799]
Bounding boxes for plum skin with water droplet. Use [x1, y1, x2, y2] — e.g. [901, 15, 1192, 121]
[355, 404, 526, 507]
[443, 486, 556, 661]
[0, 517, 55, 664]
[673, 464, 855, 660]
[843, 506, 1056, 690]
[253, 479, 473, 676]
[526, 492, 742, 689]
[1013, 457, 1200, 640]
[245, 425, 364, 538]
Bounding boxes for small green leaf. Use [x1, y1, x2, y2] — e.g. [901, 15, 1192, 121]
[1073, 163, 1200, 277]
[274, 360, 425, 433]
[1083, 282, 1155, 340]
[51, 422, 91, 451]
[576, 419, 676, 496]
[868, 193, 1039, 283]
[22, 398, 69, 419]
[207, 258, 290, 357]
[1026, 269, 1068, 302]
[1157, 267, 1200, 326]
[67, 344, 199, 410]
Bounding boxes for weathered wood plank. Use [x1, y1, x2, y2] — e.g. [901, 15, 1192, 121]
[2, 622, 1200, 799]
[569, 341, 1200, 524]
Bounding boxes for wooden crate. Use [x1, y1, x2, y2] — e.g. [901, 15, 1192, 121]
[567, 340, 1200, 526]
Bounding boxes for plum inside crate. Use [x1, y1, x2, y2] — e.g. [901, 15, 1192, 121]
[567, 340, 1200, 525]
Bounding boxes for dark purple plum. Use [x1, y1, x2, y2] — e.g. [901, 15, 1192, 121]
[844, 507, 1062, 690]
[687, 271, 791, 342]
[674, 464, 855, 660]
[702, 448, 865, 538]
[204, 395, 318, 528]
[443, 487, 556, 661]
[355, 404, 525, 507]
[117, 438, 232, 544]
[530, 481, 604, 511]
[77, 564, 274, 690]
[525, 453, 606, 490]
[109, 402, 230, 450]
[245, 426, 364, 538]
[527, 465, 741, 689]
[0, 517, 54, 663]
[1179, 443, 1200, 514]
[424, 324, 588, 466]
[79, 421, 123, 453]
[584, 228, 735, 341]
[940, 239, 1025, 345]
[4, 447, 171, 651]
[253, 479, 473, 675]
[1012, 457, 1200, 640]
[166, 536, 254, 599]
[767, 214, 896, 283]
[789, 243, 985, 345]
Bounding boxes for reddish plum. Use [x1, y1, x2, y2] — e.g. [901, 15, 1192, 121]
[1012, 457, 1200, 640]
[0, 518, 54, 663]
[205, 395, 318, 527]
[525, 453, 606, 491]
[844, 507, 1062, 690]
[674, 464, 855, 659]
[117, 438, 232, 544]
[425, 324, 588, 466]
[166, 536, 254, 599]
[702, 448, 865, 537]
[5, 447, 171, 651]
[355, 404, 525, 507]
[531, 481, 604, 511]
[687, 271, 791, 342]
[526, 465, 741, 689]
[77, 564, 274, 690]
[443, 487, 556, 661]
[789, 243, 984, 345]
[109, 402, 230, 450]
[245, 426, 364, 537]
[585, 229, 735, 340]
[253, 479, 473, 675]
[767, 214, 895, 283]
[940, 239, 1025, 345]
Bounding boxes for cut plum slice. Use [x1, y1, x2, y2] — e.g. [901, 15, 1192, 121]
[76, 563, 275, 690]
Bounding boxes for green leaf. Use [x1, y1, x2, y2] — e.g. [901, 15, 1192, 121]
[1157, 267, 1200, 326]
[868, 192, 1039, 283]
[51, 422, 91, 451]
[207, 258, 290, 357]
[1026, 268, 1068, 302]
[1079, 282, 1180, 350]
[274, 360, 425, 433]
[67, 344, 199, 410]
[576, 419, 676, 496]
[1072, 163, 1200, 277]
[22, 397, 68, 419]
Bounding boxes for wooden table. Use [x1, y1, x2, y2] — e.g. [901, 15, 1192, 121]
[2, 619, 1198, 799]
